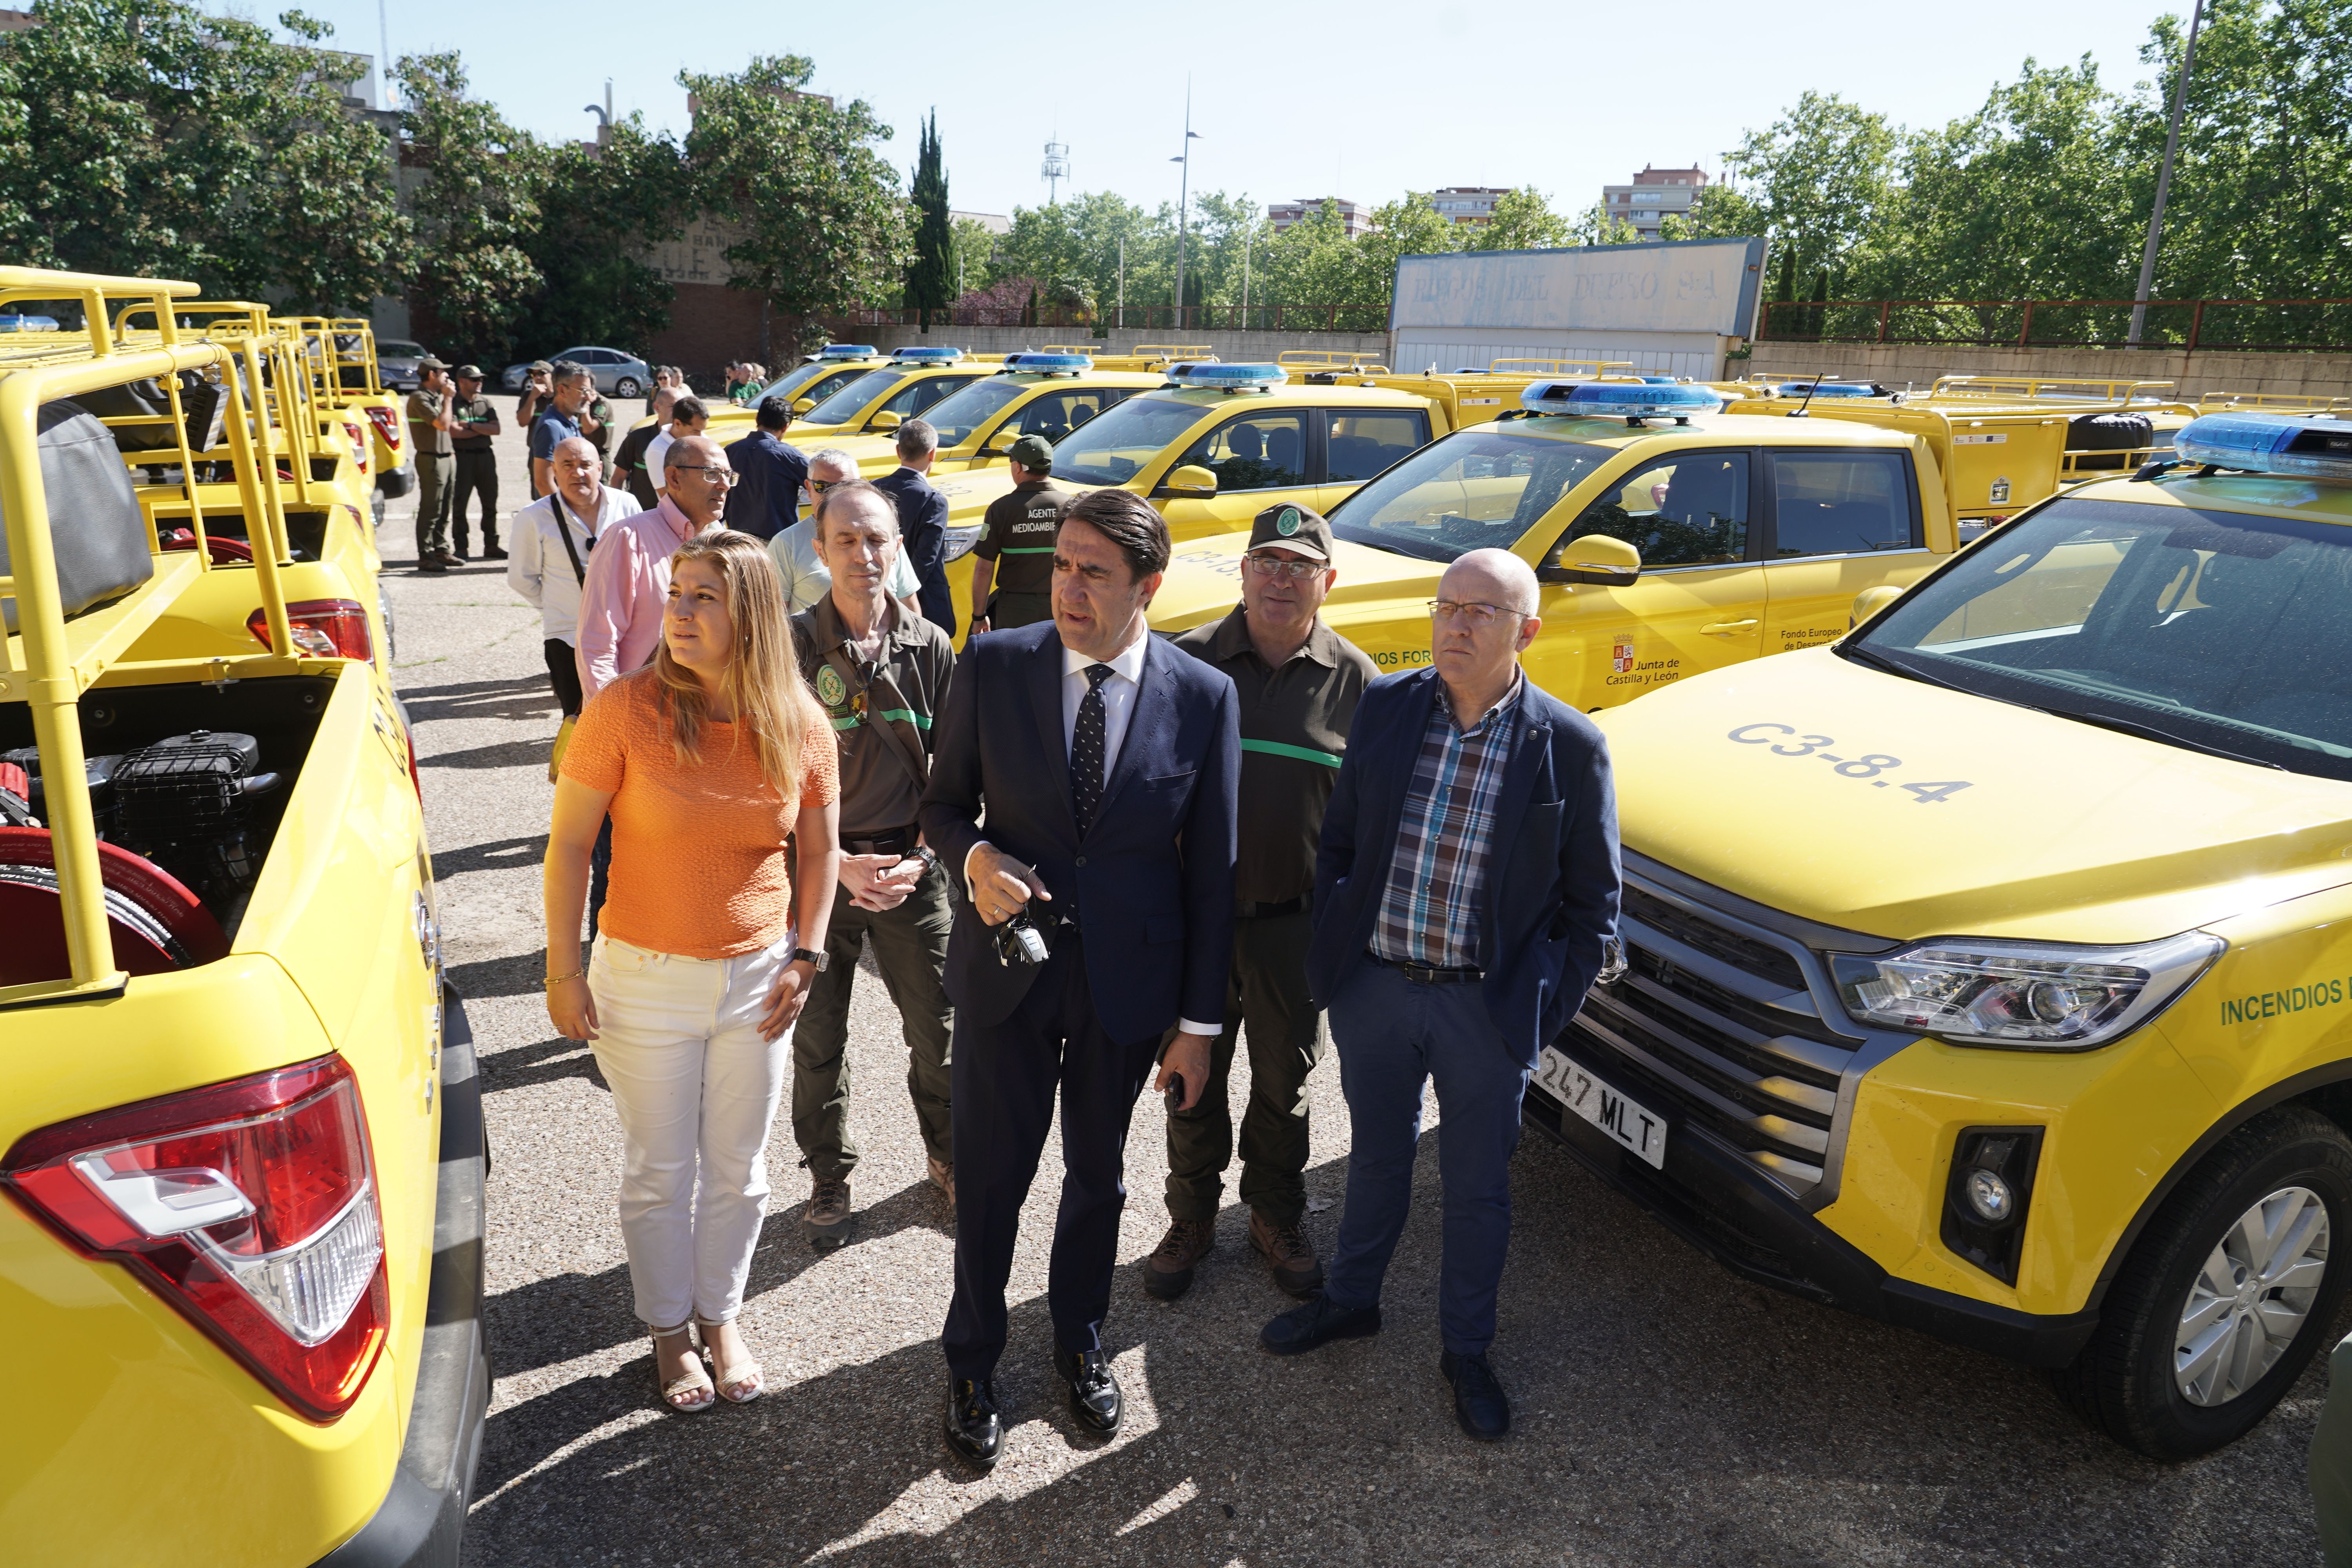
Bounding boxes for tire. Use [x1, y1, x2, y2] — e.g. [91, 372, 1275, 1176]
[2068, 412, 2154, 472]
[2047, 1105, 2352, 1458]
[615, 377, 642, 400]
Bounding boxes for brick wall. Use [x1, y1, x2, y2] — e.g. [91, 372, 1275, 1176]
[642, 283, 771, 388]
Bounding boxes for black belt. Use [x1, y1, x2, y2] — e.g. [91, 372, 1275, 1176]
[1235, 895, 1308, 919]
[848, 824, 921, 856]
[1367, 950, 1483, 985]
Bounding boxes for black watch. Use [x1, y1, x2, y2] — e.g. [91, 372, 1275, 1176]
[790, 947, 829, 971]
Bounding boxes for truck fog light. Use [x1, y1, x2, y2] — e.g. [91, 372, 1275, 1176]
[1965, 1168, 2014, 1223]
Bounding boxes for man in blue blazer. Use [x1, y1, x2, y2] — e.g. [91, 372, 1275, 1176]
[920, 487, 1241, 1471]
[1259, 548, 1620, 1443]
[873, 417, 956, 635]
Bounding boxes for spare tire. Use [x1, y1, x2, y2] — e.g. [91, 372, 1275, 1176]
[2069, 412, 2154, 471]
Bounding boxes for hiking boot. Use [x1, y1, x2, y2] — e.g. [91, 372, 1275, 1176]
[1144, 1217, 1216, 1301]
[1249, 1209, 1325, 1299]
[927, 1155, 955, 1209]
[483, 544, 508, 560]
[805, 1177, 854, 1251]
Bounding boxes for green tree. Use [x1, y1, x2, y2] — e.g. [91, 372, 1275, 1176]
[510, 115, 682, 361]
[905, 111, 953, 331]
[1718, 91, 1901, 289]
[0, 0, 408, 310]
[1567, 202, 1643, 247]
[681, 56, 910, 343]
[397, 51, 543, 359]
[1467, 187, 1573, 251]
[947, 215, 996, 300]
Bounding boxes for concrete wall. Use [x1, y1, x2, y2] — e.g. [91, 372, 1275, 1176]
[855, 322, 1391, 364]
[1744, 341, 2352, 402]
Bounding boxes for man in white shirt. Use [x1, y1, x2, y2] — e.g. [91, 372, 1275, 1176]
[644, 396, 709, 498]
[507, 435, 639, 720]
[769, 447, 923, 616]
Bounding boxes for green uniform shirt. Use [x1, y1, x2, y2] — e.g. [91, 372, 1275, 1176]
[450, 393, 497, 452]
[791, 595, 957, 840]
[1174, 605, 1376, 906]
[975, 479, 1064, 598]
[405, 389, 452, 457]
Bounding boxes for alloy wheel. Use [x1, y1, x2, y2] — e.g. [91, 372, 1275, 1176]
[2173, 1185, 2330, 1406]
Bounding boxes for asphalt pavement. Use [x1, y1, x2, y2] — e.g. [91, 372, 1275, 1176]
[384, 415, 2336, 1566]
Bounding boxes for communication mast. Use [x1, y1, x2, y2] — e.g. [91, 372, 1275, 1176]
[1041, 132, 1071, 205]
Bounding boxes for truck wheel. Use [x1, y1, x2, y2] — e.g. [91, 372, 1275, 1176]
[615, 376, 643, 400]
[2048, 1106, 2352, 1457]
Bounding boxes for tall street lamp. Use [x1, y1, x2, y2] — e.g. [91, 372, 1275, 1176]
[2129, 0, 2205, 348]
[1170, 85, 1201, 331]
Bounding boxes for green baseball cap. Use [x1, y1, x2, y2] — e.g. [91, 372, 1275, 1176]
[1007, 434, 1055, 470]
[1247, 502, 1333, 563]
[453, 363, 483, 381]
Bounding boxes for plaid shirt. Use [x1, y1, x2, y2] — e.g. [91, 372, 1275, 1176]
[1372, 676, 1524, 969]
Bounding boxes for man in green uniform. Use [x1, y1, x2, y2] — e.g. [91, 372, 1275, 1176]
[789, 478, 960, 1251]
[404, 357, 457, 572]
[1147, 502, 1376, 1301]
[448, 365, 504, 560]
[968, 434, 1061, 632]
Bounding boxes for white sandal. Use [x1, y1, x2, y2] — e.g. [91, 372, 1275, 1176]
[698, 1318, 764, 1405]
[651, 1325, 714, 1413]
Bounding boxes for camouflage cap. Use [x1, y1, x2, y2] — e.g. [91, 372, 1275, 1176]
[1007, 433, 1055, 470]
[453, 363, 483, 381]
[1246, 502, 1333, 563]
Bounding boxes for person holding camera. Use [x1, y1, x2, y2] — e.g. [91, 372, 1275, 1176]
[404, 357, 459, 572]
[919, 487, 1240, 1472]
[786, 479, 957, 1251]
[515, 358, 554, 424]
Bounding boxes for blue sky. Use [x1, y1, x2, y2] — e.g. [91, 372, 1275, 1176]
[268, 1, 2189, 220]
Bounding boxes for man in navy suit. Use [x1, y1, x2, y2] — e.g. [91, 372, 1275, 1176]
[1259, 548, 1620, 1443]
[920, 487, 1241, 1471]
[874, 417, 956, 635]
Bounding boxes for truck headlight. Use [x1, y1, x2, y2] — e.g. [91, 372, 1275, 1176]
[1829, 931, 2221, 1049]
[940, 524, 984, 564]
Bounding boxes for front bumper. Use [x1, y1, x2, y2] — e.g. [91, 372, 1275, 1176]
[315, 988, 490, 1567]
[1525, 1029, 2097, 1368]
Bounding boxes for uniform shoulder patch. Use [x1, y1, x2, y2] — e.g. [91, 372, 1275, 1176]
[815, 663, 848, 708]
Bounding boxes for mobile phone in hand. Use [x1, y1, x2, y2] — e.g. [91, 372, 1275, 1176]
[1163, 1074, 1186, 1115]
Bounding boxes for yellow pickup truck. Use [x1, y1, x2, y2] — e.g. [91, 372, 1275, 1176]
[1550, 407, 2352, 1457]
[0, 267, 483, 1563]
[816, 352, 1165, 477]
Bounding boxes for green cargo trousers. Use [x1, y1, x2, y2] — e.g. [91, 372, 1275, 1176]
[413, 452, 453, 563]
[790, 864, 955, 1182]
[1164, 906, 1323, 1227]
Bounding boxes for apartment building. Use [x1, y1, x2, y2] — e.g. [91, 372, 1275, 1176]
[1597, 165, 1710, 241]
[1267, 197, 1373, 238]
[1428, 187, 1514, 226]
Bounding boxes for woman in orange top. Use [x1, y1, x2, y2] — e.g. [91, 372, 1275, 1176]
[544, 530, 842, 1413]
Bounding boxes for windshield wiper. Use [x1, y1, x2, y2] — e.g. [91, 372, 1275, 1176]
[1834, 641, 1974, 697]
[2042, 706, 2286, 770]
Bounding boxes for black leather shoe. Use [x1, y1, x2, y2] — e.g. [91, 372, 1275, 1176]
[1052, 1344, 1122, 1435]
[943, 1377, 1003, 1471]
[1440, 1350, 1511, 1441]
[1259, 1292, 1381, 1356]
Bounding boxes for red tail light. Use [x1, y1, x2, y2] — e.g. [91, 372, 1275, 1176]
[341, 419, 369, 472]
[2, 1054, 388, 1421]
[363, 405, 403, 452]
[247, 598, 373, 662]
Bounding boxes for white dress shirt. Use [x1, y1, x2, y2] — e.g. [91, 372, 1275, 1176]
[644, 428, 675, 491]
[505, 483, 639, 645]
[967, 628, 1217, 1037]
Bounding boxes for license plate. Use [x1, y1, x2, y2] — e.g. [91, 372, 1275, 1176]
[1535, 1047, 1668, 1169]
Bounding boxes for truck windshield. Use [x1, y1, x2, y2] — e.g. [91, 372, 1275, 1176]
[759, 359, 847, 402]
[1853, 494, 2352, 781]
[1051, 397, 1209, 487]
[804, 369, 904, 426]
[1328, 429, 1614, 563]
[918, 378, 1027, 446]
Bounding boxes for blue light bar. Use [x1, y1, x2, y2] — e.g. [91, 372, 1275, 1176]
[1171, 362, 1287, 391]
[2176, 412, 2352, 478]
[0, 313, 60, 332]
[1003, 352, 1092, 374]
[1519, 381, 1725, 421]
[1776, 381, 1880, 398]
[819, 343, 877, 359]
[1639, 375, 1681, 385]
[892, 346, 964, 364]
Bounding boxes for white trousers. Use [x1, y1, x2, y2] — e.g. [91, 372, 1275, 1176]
[589, 933, 792, 1329]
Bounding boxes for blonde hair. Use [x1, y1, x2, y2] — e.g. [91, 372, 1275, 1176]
[648, 531, 817, 798]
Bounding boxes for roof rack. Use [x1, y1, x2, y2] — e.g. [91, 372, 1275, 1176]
[1487, 358, 1642, 379]
[1929, 375, 2179, 405]
[0, 267, 310, 1005]
[1276, 350, 1392, 373]
[1131, 344, 1214, 359]
[2196, 390, 2352, 414]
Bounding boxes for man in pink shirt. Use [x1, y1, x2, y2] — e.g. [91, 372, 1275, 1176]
[572, 433, 736, 932]
[577, 433, 736, 697]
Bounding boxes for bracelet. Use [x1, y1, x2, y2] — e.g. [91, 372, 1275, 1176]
[544, 970, 584, 988]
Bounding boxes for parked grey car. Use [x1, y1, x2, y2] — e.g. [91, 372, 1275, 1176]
[377, 338, 432, 392]
[501, 347, 652, 399]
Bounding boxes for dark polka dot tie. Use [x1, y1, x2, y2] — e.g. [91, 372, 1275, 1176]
[1071, 662, 1112, 836]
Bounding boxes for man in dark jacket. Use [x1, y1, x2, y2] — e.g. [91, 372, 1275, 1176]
[723, 395, 807, 541]
[874, 417, 955, 635]
[1258, 547, 1621, 1445]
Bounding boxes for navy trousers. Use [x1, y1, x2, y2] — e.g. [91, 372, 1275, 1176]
[942, 933, 1160, 1381]
[1323, 960, 1532, 1357]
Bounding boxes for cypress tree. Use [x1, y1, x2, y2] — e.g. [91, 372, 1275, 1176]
[906, 111, 953, 333]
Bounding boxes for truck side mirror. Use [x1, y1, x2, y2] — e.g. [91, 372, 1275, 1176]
[1850, 584, 1904, 629]
[791, 396, 817, 414]
[1161, 464, 1218, 499]
[1537, 532, 1641, 587]
[868, 410, 903, 432]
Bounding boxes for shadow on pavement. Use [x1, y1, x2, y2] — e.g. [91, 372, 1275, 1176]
[423, 738, 559, 771]
[401, 675, 559, 726]
[478, 1033, 607, 1094]
[434, 835, 549, 878]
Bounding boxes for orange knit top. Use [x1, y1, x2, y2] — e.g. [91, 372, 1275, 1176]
[561, 671, 838, 959]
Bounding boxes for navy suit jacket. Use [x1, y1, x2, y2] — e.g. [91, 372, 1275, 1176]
[875, 466, 954, 635]
[1308, 667, 1621, 1069]
[722, 429, 806, 541]
[920, 622, 1240, 1044]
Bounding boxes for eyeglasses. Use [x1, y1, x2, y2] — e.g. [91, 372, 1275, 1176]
[672, 465, 738, 486]
[1428, 599, 1532, 628]
[1244, 554, 1324, 581]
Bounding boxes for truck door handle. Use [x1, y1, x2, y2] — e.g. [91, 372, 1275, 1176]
[1700, 619, 1759, 635]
